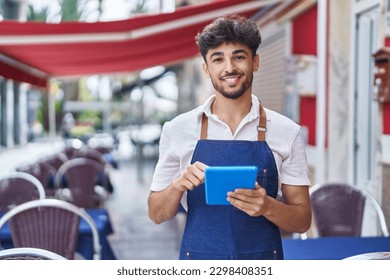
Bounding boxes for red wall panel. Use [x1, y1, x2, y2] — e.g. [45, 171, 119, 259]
[293, 5, 318, 144]
[383, 103, 390, 134]
[292, 5, 318, 55]
[299, 95, 317, 145]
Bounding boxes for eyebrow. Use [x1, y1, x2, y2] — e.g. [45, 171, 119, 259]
[209, 49, 249, 60]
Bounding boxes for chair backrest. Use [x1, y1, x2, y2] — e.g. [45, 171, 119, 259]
[310, 183, 389, 237]
[55, 158, 106, 208]
[0, 172, 45, 211]
[0, 247, 67, 260]
[42, 153, 68, 171]
[71, 147, 105, 165]
[0, 199, 101, 260]
[16, 162, 57, 197]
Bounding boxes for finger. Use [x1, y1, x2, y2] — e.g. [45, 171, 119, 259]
[228, 193, 260, 207]
[183, 165, 201, 180]
[228, 197, 260, 215]
[182, 180, 195, 190]
[227, 189, 266, 207]
[232, 187, 264, 198]
[190, 163, 206, 183]
[193, 161, 208, 171]
[186, 173, 202, 187]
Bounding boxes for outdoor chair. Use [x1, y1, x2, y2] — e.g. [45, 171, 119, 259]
[0, 247, 67, 260]
[307, 183, 389, 238]
[42, 152, 69, 172]
[16, 161, 57, 197]
[55, 158, 109, 208]
[70, 147, 106, 165]
[0, 171, 45, 211]
[65, 146, 115, 193]
[0, 199, 101, 260]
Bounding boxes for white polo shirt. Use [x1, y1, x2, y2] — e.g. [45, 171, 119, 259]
[151, 95, 311, 201]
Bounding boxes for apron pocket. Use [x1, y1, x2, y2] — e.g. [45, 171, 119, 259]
[181, 250, 231, 260]
[257, 168, 277, 198]
[233, 249, 278, 260]
[180, 250, 278, 260]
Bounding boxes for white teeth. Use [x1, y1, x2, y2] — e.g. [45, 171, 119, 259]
[224, 77, 238, 84]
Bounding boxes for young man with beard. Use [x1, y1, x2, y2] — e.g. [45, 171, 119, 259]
[148, 14, 311, 260]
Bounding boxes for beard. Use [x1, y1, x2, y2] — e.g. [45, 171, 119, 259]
[211, 72, 253, 100]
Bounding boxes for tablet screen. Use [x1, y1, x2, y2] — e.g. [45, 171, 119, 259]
[204, 166, 258, 205]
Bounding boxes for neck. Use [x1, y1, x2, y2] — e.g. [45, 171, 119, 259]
[211, 93, 252, 134]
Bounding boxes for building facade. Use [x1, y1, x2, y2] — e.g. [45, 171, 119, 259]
[250, 0, 389, 235]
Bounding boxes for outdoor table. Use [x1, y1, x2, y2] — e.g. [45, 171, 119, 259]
[282, 236, 390, 260]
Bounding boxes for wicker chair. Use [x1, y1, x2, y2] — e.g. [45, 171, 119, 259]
[16, 161, 57, 198]
[55, 158, 108, 208]
[0, 247, 67, 260]
[42, 152, 68, 172]
[0, 172, 45, 211]
[308, 183, 389, 237]
[70, 147, 106, 165]
[0, 199, 101, 260]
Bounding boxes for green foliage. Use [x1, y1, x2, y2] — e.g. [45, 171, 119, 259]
[70, 125, 94, 138]
[60, 0, 81, 21]
[78, 77, 93, 101]
[27, 4, 48, 21]
[77, 110, 102, 127]
[151, 110, 174, 126]
[36, 107, 44, 125]
[55, 99, 63, 113]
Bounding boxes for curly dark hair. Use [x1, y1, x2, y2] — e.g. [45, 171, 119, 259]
[195, 14, 261, 61]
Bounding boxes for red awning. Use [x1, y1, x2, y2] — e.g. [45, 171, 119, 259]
[0, 0, 281, 88]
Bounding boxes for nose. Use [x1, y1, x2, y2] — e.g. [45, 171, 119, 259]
[225, 59, 237, 73]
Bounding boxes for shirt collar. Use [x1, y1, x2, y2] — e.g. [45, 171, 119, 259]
[201, 94, 261, 121]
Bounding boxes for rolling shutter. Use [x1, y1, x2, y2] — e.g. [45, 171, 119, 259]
[253, 31, 286, 114]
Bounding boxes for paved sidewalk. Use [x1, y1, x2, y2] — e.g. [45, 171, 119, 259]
[0, 138, 64, 176]
[104, 158, 182, 260]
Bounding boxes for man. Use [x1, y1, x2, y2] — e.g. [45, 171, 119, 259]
[148, 14, 311, 260]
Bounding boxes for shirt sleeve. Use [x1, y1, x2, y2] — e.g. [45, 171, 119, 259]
[279, 127, 311, 186]
[149, 121, 189, 211]
[150, 121, 181, 191]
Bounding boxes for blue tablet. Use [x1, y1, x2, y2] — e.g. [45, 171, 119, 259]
[204, 166, 258, 205]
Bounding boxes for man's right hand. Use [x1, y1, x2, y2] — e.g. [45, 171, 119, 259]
[172, 161, 208, 192]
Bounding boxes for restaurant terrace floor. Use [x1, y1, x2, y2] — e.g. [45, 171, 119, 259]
[0, 137, 182, 260]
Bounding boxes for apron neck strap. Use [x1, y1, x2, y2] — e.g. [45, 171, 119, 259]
[200, 113, 208, 140]
[257, 103, 267, 141]
[200, 103, 267, 141]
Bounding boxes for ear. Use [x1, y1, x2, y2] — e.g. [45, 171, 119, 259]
[202, 62, 211, 78]
[253, 54, 260, 72]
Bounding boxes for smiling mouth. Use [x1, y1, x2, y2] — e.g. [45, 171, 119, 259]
[222, 75, 241, 85]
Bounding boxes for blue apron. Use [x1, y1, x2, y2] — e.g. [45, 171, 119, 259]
[179, 104, 283, 260]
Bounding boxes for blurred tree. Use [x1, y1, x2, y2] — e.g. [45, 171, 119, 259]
[60, 0, 81, 21]
[131, 0, 148, 14]
[27, 3, 48, 21]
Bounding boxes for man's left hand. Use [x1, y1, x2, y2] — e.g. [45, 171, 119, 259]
[227, 182, 268, 217]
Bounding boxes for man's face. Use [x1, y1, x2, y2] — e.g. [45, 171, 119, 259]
[202, 42, 259, 99]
